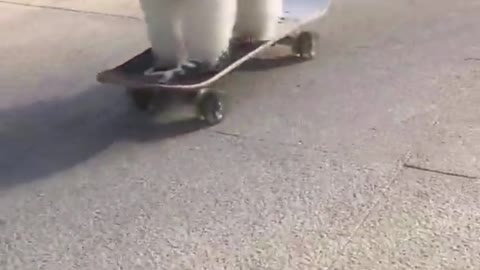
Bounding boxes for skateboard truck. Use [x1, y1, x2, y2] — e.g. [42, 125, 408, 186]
[274, 31, 318, 59]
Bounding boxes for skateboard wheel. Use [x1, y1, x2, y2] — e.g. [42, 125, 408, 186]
[126, 87, 155, 111]
[292, 31, 316, 59]
[195, 88, 226, 126]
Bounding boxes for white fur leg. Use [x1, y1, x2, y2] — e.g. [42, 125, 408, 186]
[138, 0, 183, 69]
[234, 0, 283, 41]
[182, 0, 237, 68]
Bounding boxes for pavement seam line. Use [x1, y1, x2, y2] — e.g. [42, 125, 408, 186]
[403, 163, 479, 180]
[0, 0, 142, 21]
[464, 57, 480, 61]
[326, 151, 412, 270]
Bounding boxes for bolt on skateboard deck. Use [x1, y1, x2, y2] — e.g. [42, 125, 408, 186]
[96, 0, 332, 125]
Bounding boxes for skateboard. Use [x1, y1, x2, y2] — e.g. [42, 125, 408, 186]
[96, 0, 332, 125]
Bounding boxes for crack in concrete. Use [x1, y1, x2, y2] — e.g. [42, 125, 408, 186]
[211, 129, 328, 153]
[0, 0, 142, 21]
[403, 163, 479, 180]
[212, 130, 242, 139]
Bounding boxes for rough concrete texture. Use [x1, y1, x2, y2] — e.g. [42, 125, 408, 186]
[1, 0, 479, 269]
[332, 170, 480, 270]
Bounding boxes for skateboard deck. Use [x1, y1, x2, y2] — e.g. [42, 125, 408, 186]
[96, 0, 332, 91]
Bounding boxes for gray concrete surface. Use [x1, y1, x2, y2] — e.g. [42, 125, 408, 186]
[1, 0, 479, 269]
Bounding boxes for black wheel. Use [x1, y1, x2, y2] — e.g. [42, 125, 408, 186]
[126, 88, 155, 111]
[195, 88, 226, 126]
[292, 31, 316, 59]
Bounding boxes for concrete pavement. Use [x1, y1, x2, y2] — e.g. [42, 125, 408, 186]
[1, 0, 479, 269]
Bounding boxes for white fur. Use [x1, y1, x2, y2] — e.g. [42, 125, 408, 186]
[183, 0, 237, 66]
[138, 0, 182, 68]
[235, 0, 284, 41]
[139, 0, 237, 70]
